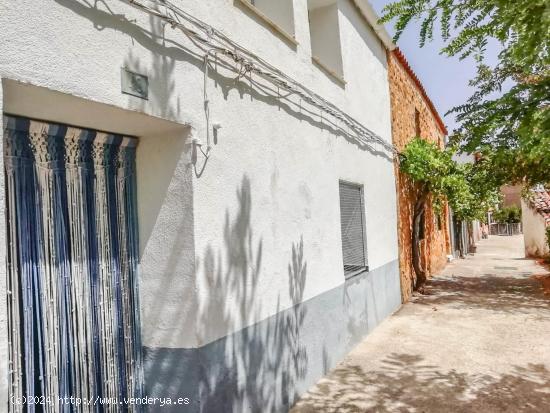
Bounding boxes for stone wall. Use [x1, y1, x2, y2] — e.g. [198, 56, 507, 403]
[387, 49, 451, 302]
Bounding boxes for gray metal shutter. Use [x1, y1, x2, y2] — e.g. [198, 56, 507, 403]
[339, 181, 367, 276]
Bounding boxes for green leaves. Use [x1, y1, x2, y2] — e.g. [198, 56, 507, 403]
[381, 0, 550, 187]
[400, 137, 500, 221]
[492, 206, 521, 224]
[400, 138, 451, 181]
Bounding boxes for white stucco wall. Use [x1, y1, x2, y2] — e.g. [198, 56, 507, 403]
[0, 0, 397, 356]
[522, 200, 550, 258]
[191, 0, 396, 347]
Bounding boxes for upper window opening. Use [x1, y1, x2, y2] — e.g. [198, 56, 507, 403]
[239, 0, 296, 43]
[307, 0, 344, 81]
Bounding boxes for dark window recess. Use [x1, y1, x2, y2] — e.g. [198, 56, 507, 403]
[437, 213, 443, 231]
[339, 181, 368, 277]
[415, 108, 421, 137]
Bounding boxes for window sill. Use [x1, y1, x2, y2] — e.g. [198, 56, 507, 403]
[344, 266, 369, 280]
[237, 0, 298, 46]
[312, 56, 346, 87]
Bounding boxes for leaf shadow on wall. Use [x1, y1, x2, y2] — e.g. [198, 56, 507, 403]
[123, 17, 178, 121]
[196, 175, 309, 412]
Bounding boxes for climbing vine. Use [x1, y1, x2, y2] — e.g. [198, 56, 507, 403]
[400, 137, 499, 290]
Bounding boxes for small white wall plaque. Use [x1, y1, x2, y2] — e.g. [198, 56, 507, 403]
[121, 68, 149, 100]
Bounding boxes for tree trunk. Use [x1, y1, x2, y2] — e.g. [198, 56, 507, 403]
[467, 221, 475, 253]
[412, 191, 428, 291]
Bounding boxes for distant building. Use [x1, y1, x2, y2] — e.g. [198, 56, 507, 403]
[487, 184, 523, 237]
[522, 187, 550, 258]
[387, 48, 451, 302]
[501, 184, 523, 208]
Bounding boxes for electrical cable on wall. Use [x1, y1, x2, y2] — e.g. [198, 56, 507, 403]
[122, 0, 397, 157]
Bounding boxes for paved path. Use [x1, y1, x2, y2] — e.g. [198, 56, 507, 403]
[292, 235, 550, 412]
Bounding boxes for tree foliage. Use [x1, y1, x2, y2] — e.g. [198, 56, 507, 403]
[492, 206, 521, 224]
[400, 138, 499, 221]
[399, 137, 499, 289]
[381, 0, 550, 187]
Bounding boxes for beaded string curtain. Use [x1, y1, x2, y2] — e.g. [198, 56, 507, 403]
[4, 115, 142, 412]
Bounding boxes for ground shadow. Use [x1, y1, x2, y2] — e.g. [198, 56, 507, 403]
[414, 274, 550, 314]
[292, 352, 550, 412]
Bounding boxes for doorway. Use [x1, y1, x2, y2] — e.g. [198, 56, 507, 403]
[4, 115, 142, 410]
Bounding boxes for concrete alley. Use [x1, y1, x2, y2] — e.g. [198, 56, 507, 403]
[292, 235, 550, 412]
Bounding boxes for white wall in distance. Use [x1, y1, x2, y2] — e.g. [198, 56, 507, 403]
[522, 200, 549, 258]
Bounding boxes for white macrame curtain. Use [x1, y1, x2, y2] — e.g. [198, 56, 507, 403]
[4, 115, 142, 412]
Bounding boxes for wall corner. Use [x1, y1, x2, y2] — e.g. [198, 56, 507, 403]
[0, 77, 8, 412]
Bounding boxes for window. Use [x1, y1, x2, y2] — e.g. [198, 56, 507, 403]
[239, 0, 296, 43]
[339, 181, 368, 277]
[307, 0, 345, 82]
[436, 213, 443, 231]
[414, 108, 421, 137]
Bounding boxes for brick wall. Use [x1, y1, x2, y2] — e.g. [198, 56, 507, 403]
[388, 49, 451, 302]
[501, 184, 523, 208]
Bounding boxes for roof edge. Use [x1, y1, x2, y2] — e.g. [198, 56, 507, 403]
[526, 187, 550, 226]
[392, 48, 448, 136]
[351, 0, 396, 51]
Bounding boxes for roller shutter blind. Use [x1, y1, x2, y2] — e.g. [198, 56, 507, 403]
[339, 181, 368, 277]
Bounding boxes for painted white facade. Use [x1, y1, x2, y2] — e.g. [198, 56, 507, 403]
[0, 0, 399, 409]
[522, 200, 550, 258]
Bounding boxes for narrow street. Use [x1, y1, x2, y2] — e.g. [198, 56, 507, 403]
[292, 235, 550, 412]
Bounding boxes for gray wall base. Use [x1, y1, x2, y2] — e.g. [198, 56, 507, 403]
[144, 259, 400, 412]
